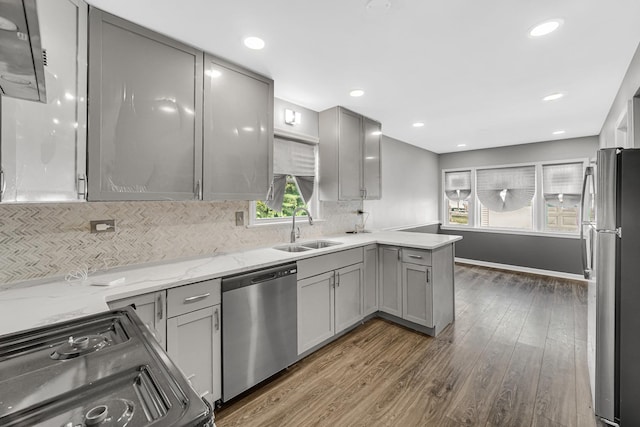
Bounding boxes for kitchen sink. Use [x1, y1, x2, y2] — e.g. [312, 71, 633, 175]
[273, 244, 312, 252]
[299, 240, 342, 249]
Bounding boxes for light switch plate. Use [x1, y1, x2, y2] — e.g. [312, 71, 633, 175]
[235, 211, 244, 226]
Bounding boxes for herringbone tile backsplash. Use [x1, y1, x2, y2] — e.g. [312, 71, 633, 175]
[0, 200, 360, 285]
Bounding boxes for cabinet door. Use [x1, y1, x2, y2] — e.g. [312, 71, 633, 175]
[338, 108, 363, 200]
[297, 271, 335, 354]
[167, 305, 221, 405]
[1, 0, 87, 203]
[203, 55, 273, 200]
[362, 118, 381, 200]
[363, 245, 378, 316]
[108, 291, 167, 349]
[335, 263, 363, 333]
[402, 263, 434, 327]
[379, 246, 402, 316]
[88, 9, 203, 201]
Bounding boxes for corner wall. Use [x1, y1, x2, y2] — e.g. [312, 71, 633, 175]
[363, 135, 439, 230]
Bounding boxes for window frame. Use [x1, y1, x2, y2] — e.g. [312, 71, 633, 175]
[442, 157, 589, 236]
[249, 140, 320, 226]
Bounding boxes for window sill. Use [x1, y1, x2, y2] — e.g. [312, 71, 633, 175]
[441, 225, 580, 239]
[247, 218, 326, 229]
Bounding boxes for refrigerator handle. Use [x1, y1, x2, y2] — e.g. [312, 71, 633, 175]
[580, 166, 594, 279]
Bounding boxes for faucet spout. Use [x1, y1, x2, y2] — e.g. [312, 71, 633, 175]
[291, 207, 313, 243]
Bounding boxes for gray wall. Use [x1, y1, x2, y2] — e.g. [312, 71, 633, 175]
[438, 136, 599, 275]
[600, 42, 640, 148]
[363, 135, 439, 230]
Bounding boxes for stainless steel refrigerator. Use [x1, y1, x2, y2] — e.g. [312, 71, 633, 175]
[586, 147, 640, 427]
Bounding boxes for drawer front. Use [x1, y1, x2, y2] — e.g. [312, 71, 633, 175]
[401, 248, 432, 266]
[297, 247, 364, 280]
[167, 278, 221, 318]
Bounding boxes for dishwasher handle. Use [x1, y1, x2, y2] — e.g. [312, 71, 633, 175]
[251, 273, 278, 284]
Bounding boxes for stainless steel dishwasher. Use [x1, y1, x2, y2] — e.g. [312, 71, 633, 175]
[221, 262, 297, 402]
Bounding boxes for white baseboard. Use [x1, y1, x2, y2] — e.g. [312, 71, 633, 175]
[455, 257, 587, 282]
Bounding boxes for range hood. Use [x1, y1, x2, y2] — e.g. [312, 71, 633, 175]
[0, 0, 47, 102]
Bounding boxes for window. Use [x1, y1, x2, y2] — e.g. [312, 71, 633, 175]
[444, 170, 471, 225]
[542, 162, 583, 232]
[477, 166, 535, 230]
[442, 159, 587, 235]
[252, 137, 318, 224]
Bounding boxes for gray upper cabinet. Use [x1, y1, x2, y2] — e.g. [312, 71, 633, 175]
[203, 55, 273, 200]
[318, 106, 382, 201]
[1, 0, 88, 203]
[87, 8, 203, 201]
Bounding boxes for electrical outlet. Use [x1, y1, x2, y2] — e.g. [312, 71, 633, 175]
[90, 219, 116, 233]
[235, 211, 244, 226]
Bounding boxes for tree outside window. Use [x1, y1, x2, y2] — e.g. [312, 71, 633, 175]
[256, 175, 309, 219]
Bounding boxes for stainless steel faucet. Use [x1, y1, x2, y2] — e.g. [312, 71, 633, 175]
[291, 207, 313, 243]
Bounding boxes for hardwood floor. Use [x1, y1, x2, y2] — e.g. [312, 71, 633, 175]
[215, 264, 597, 427]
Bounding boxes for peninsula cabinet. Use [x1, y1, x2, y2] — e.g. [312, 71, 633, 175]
[88, 8, 203, 201]
[378, 245, 455, 335]
[363, 244, 379, 316]
[108, 291, 167, 349]
[202, 55, 273, 200]
[297, 248, 364, 355]
[318, 106, 382, 201]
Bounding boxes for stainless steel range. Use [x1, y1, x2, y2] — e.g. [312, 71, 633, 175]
[0, 307, 213, 426]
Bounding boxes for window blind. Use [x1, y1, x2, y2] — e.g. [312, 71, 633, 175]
[542, 162, 583, 207]
[444, 170, 472, 201]
[476, 165, 535, 212]
[266, 138, 316, 211]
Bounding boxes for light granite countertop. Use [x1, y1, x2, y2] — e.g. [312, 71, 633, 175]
[0, 230, 461, 337]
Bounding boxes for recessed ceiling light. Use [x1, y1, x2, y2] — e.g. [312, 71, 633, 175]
[350, 89, 365, 97]
[0, 16, 18, 32]
[543, 92, 565, 102]
[457, 143, 467, 147]
[552, 130, 566, 135]
[243, 36, 265, 50]
[529, 19, 563, 37]
[412, 122, 425, 128]
[371, 131, 382, 136]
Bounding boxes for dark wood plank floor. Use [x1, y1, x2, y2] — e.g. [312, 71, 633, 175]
[216, 264, 597, 427]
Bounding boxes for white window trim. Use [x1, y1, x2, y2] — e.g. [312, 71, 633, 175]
[250, 141, 321, 226]
[442, 157, 589, 236]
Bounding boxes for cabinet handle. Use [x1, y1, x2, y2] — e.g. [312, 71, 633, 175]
[77, 174, 87, 200]
[329, 274, 335, 288]
[408, 255, 423, 260]
[336, 272, 340, 286]
[214, 307, 219, 331]
[187, 374, 196, 381]
[200, 390, 210, 399]
[397, 249, 401, 260]
[426, 269, 430, 283]
[195, 179, 202, 200]
[157, 293, 163, 320]
[364, 188, 368, 199]
[184, 293, 210, 303]
[0, 169, 5, 202]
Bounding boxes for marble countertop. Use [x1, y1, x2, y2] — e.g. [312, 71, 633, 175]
[0, 230, 461, 337]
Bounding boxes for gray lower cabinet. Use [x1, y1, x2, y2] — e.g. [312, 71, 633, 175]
[402, 262, 433, 327]
[167, 305, 221, 405]
[363, 244, 379, 316]
[88, 7, 203, 201]
[297, 248, 364, 355]
[379, 246, 402, 317]
[203, 55, 273, 200]
[108, 291, 167, 349]
[378, 245, 454, 335]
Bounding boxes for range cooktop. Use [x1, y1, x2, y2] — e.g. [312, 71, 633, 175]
[0, 307, 213, 427]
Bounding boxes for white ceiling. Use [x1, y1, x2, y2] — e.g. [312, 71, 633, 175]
[85, 0, 640, 154]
